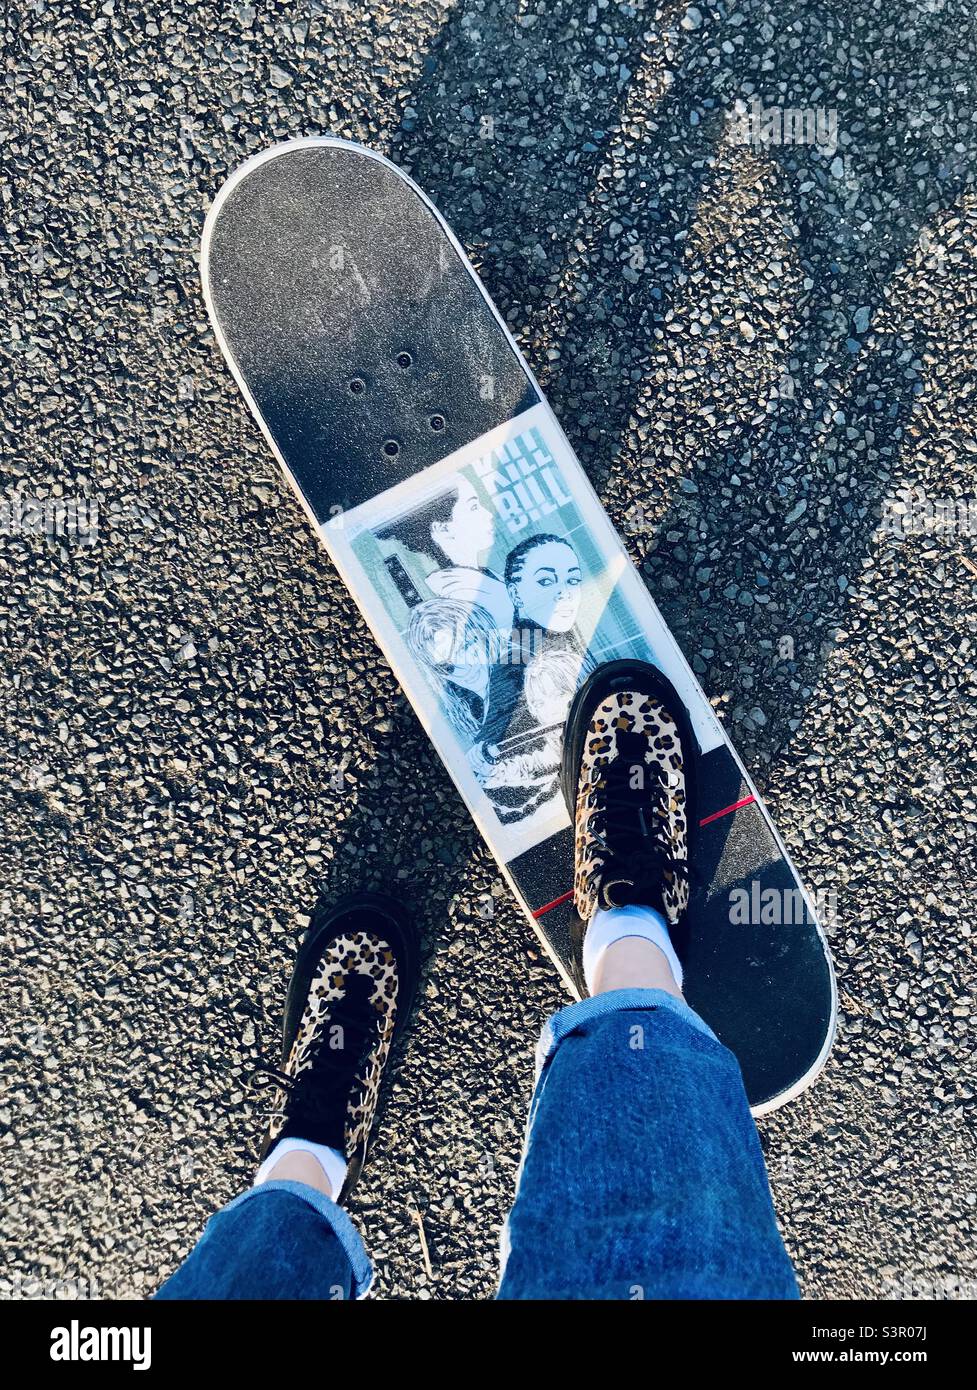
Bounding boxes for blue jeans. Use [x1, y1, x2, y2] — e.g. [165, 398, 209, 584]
[157, 990, 798, 1300]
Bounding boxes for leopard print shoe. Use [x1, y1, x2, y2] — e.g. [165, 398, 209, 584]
[254, 891, 420, 1203]
[560, 660, 701, 988]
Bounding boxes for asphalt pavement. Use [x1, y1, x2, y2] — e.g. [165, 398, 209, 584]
[1, 0, 975, 1299]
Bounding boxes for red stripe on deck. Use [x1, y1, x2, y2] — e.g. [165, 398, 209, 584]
[532, 888, 574, 919]
[534, 796, 757, 916]
[699, 794, 756, 827]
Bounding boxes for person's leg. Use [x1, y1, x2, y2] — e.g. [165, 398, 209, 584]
[156, 1182, 366, 1300]
[498, 963, 798, 1299]
[155, 891, 421, 1301]
[498, 660, 798, 1299]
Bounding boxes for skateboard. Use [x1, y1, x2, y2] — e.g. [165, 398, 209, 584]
[201, 138, 836, 1114]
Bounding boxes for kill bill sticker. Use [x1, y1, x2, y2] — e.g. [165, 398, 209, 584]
[322, 402, 723, 861]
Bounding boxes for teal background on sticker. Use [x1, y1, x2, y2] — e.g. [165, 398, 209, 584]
[348, 431, 660, 694]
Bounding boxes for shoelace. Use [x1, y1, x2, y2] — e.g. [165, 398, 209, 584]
[248, 992, 380, 1132]
[585, 756, 692, 904]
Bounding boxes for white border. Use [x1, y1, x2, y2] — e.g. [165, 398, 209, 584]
[200, 137, 837, 1116]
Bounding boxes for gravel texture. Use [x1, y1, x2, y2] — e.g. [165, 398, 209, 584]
[2, 0, 975, 1301]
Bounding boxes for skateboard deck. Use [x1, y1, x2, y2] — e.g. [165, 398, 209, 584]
[201, 138, 836, 1113]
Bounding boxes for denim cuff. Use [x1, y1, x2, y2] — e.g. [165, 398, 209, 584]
[499, 989, 724, 1290]
[225, 1180, 374, 1298]
[534, 987, 719, 1088]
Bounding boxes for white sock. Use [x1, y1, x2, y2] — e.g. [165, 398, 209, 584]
[583, 903, 684, 995]
[254, 1137, 348, 1200]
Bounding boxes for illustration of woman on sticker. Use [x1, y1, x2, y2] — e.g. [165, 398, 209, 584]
[376, 476, 513, 631]
[505, 532, 584, 645]
[405, 597, 499, 743]
[473, 534, 593, 823]
[472, 645, 595, 801]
